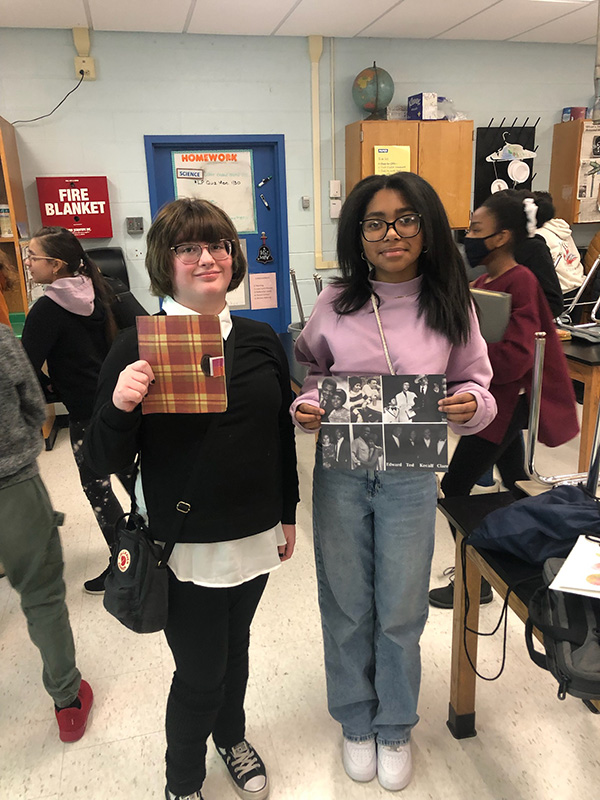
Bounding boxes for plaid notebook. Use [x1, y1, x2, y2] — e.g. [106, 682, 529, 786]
[136, 315, 227, 414]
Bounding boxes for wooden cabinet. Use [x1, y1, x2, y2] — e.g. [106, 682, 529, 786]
[549, 119, 600, 225]
[0, 114, 30, 315]
[345, 119, 474, 229]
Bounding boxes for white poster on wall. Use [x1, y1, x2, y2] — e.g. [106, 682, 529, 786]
[172, 150, 257, 234]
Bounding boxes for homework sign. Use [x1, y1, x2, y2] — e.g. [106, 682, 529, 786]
[172, 150, 256, 234]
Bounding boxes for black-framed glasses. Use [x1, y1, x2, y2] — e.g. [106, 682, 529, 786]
[170, 240, 233, 264]
[359, 214, 422, 242]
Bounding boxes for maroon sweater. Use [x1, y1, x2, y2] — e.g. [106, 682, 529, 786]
[473, 265, 578, 447]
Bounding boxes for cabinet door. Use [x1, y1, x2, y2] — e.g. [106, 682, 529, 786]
[418, 120, 473, 229]
[346, 121, 420, 195]
[549, 120, 583, 225]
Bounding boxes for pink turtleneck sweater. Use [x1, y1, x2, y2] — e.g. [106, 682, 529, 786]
[291, 276, 497, 437]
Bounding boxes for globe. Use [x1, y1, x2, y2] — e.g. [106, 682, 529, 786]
[352, 63, 395, 118]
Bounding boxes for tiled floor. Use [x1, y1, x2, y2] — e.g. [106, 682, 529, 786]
[1, 422, 599, 799]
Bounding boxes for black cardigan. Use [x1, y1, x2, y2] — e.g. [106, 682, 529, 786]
[84, 315, 299, 544]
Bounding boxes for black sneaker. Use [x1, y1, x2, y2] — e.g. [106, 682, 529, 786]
[429, 567, 493, 609]
[217, 740, 269, 800]
[164, 788, 203, 800]
[83, 563, 111, 594]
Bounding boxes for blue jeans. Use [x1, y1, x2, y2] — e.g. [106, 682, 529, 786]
[312, 464, 437, 745]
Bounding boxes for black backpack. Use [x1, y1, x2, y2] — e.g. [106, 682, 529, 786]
[525, 557, 600, 701]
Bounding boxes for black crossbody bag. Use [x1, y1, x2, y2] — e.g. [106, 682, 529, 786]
[103, 323, 235, 634]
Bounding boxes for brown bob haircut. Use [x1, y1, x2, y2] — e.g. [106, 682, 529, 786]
[145, 197, 247, 298]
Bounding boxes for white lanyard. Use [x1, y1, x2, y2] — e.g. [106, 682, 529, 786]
[370, 294, 395, 376]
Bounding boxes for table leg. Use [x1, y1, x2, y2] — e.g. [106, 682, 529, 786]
[578, 367, 600, 472]
[447, 533, 481, 739]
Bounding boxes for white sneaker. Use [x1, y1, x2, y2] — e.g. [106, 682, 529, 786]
[470, 478, 502, 495]
[342, 737, 377, 782]
[377, 742, 413, 791]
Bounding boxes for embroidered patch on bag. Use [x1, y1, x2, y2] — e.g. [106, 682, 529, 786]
[118, 549, 131, 572]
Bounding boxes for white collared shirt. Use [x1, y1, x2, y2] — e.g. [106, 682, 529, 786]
[135, 297, 285, 587]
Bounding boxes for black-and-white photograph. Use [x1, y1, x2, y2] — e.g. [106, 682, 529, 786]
[412, 374, 447, 423]
[321, 425, 351, 470]
[346, 376, 383, 423]
[318, 375, 448, 471]
[350, 424, 384, 470]
[385, 424, 448, 470]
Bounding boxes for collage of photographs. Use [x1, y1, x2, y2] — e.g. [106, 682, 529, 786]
[318, 374, 448, 471]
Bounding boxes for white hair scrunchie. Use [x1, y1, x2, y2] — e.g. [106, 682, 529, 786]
[522, 197, 537, 238]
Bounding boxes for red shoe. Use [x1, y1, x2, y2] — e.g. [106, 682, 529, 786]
[55, 679, 94, 742]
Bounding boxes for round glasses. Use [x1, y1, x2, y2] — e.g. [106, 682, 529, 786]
[360, 214, 422, 242]
[170, 240, 232, 264]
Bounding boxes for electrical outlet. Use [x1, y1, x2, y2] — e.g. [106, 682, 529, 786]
[128, 247, 145, 261]
[75, 56, 96, 81]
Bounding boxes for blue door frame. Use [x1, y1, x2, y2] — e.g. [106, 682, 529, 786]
[144, 134, 291, 333]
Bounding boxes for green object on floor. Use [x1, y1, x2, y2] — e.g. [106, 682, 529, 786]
[9, 311, 26, 338]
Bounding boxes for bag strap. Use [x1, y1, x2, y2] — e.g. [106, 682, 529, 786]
[370, 295, 396, 376]
[130, 319, 236, 564]
[525, 617, 549, 670]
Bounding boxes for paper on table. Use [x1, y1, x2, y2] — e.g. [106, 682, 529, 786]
[549, 534, 600, 599]
[136, 314, 227, 414]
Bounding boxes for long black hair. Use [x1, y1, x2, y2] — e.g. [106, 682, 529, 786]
[333, 172, 472, 346]
[32, 226, 117, 343]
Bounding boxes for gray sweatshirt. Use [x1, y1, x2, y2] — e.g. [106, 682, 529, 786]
[0, 325, 46, 489]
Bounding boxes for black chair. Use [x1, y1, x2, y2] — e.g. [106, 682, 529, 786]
[86, 246, 148, 325]
[85, 246, 130, 289]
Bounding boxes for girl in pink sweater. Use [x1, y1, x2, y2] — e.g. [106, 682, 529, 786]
[291, 172, 496, 791]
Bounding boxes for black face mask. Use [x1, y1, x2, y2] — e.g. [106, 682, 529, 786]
[463, 233, 499, 268]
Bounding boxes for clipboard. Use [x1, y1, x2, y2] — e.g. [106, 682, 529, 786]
[470, 288, 512, 343]
[136, 315, 227, 414]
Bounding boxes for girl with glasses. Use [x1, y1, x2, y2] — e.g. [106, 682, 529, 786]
[21, 227, 136, 593]
[292, 172, 496, 791]
[85, 197, 299, 800]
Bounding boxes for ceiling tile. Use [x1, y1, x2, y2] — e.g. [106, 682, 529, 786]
[275, 0, 396, 37]
[436, 0, 592, 41]
[89, 0, 191, 33]
[187, 0, 297, 36]
[0, 0, 88, 29]
[360, 0, 498, 39]
[510, 1, 598, 42]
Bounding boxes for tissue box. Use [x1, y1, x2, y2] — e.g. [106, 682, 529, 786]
[562, 107, 588, 122]
[407, 93, 437, 120]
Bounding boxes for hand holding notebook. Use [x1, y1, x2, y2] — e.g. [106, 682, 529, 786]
[136, 315, 227, 414]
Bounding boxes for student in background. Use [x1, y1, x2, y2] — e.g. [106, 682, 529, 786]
[464, 189, 563, 318]
[0, 325, 93, 743]
[430, 191, 579, 609]
[292, 172, 495, 792]
[533, 190, 584, 311]
[21, 228, 135, 594]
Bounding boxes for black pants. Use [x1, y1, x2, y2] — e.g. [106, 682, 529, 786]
[441, 395, 529, 510]
[69, 420, 134, 550]
[164, 570, 269, 796]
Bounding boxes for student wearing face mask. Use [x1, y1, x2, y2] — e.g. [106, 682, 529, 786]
[463, 189, 563, 318]
[430, 190, 579, 609]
